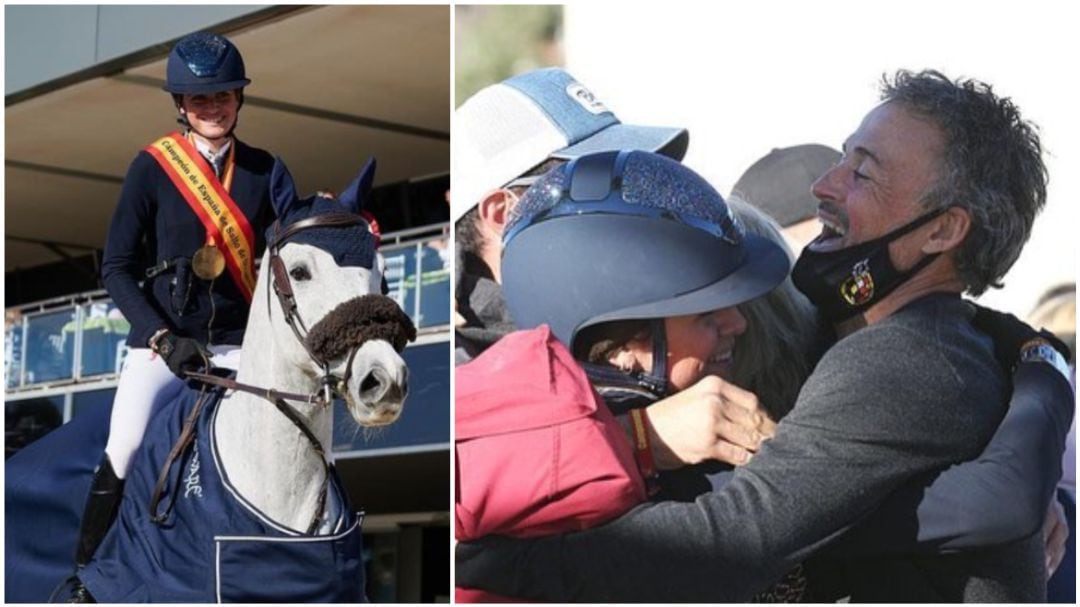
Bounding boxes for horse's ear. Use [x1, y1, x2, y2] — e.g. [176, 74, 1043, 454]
[270, 157, 299, 217]
[339, 157, 377, 214]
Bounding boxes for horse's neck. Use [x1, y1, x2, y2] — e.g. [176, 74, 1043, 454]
[213, 276, 334, 532]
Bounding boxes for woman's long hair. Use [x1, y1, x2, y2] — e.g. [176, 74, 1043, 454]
[727, 196, 818, 420]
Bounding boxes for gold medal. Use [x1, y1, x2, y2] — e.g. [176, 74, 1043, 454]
[192, 244, 225, 280]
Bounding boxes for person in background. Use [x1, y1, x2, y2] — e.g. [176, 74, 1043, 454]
[453, 67, 688, 363]
[1029, 283, 1076, 603]
[732, 143, 842, 252]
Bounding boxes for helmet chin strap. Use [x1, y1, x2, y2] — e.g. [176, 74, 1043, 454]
[644, 318, 670, 396]
[594, 318, 671, 397]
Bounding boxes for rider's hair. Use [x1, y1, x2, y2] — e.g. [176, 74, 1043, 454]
[726, 196, 817, 420]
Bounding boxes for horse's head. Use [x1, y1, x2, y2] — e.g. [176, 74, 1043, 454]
[262, 157, 415, 426]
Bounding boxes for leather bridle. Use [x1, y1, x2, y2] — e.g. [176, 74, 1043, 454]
[267, 212, 371, 404]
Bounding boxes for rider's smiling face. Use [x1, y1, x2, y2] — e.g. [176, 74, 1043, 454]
[614, 307, 748, 391]
[180, 90, 239, 143]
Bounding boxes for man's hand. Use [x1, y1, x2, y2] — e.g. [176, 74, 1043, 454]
[645, 375, 776, 469]
[1043, 498, 1069, 578]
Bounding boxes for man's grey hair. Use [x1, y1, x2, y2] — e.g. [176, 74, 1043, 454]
[728, 197, 818, 420]
[881, 69, 1047, 296]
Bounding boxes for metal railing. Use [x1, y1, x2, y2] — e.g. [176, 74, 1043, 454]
[4, 223, 450, 392]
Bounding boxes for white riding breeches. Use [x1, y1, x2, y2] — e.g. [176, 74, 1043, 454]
[104, 345, 241, 478]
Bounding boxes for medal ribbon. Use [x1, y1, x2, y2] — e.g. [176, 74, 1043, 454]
[628, 407, 660, 496]
[145, 132, 257, 301]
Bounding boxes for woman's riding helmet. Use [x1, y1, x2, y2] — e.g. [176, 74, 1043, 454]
[163, 32, 251, 96]
[501, 150, 790, 390]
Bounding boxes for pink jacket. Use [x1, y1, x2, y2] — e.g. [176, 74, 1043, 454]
[455, 326, 647, 602]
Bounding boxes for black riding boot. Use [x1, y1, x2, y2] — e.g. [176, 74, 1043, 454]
[52, 455, 124, 603]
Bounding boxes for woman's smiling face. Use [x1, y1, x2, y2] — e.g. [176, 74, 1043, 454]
[180, 90, 239, 142]
[618, 307, 748, 391]
[664, 307, 748, 390]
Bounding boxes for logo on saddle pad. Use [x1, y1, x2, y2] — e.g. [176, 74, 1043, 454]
[184, 444, 203, 499]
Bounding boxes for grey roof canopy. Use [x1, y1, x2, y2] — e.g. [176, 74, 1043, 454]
[5, 5, 449, 272]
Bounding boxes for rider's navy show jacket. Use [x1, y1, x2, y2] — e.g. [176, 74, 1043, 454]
[101, 139, 276, 348]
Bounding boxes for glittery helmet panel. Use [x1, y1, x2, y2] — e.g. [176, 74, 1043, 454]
[501, 150, 791, 348]
[176, 33, 230, 77]
[163, 32, 251, 95]
[506, 151, 744, 246]
[267, 157, 378, 269]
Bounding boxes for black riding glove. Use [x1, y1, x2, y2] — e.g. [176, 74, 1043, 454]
[154, 333, 212, 379]
[970, 303, 1071, 371]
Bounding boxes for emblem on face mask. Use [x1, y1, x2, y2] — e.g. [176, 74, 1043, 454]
[839, 259, 875, 306]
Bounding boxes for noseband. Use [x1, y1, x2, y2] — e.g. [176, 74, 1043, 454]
[267, 212, 370, 403]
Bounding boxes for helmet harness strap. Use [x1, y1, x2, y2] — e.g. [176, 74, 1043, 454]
[646, 318, 670, 396]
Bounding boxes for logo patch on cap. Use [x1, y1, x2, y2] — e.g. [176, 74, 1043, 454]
[565, 83, 610, 115]
[840, 259, 875, 306]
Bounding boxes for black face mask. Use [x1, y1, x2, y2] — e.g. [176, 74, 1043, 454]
[791, 208, 947, 323]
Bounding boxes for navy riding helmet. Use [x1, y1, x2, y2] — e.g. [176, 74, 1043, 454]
[502, 150, 790, 392]
[163, 32, 251, 95]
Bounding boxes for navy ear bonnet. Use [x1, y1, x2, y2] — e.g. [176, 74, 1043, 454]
[267, 157, 378, 269]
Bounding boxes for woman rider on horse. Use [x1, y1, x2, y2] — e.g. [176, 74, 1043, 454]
[63, 31, 276, 600]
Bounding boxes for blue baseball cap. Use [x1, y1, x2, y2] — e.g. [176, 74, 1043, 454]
[453, 67, 689, 222]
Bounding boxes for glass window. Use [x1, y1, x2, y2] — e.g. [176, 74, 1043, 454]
[382, 245, 416, 319]
[79, 301, 130, 378]
[5, 311, 25, 388]
[417, 242, 451, 328]
[72, 388, 116, 420]
[332, 341, 450, 453]
[23, 308, 78, 384]
[5, 395, 64, 457]
[363, 532, 400, 602]
[381, 239, 450, 329]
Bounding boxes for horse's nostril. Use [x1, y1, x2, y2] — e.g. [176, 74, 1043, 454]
[360, 372, 380, 393]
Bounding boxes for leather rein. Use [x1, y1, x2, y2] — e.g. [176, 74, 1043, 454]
[149, 212, 370, 535]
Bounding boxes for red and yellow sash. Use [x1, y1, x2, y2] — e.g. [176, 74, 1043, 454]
[145, 132, 257, 302]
